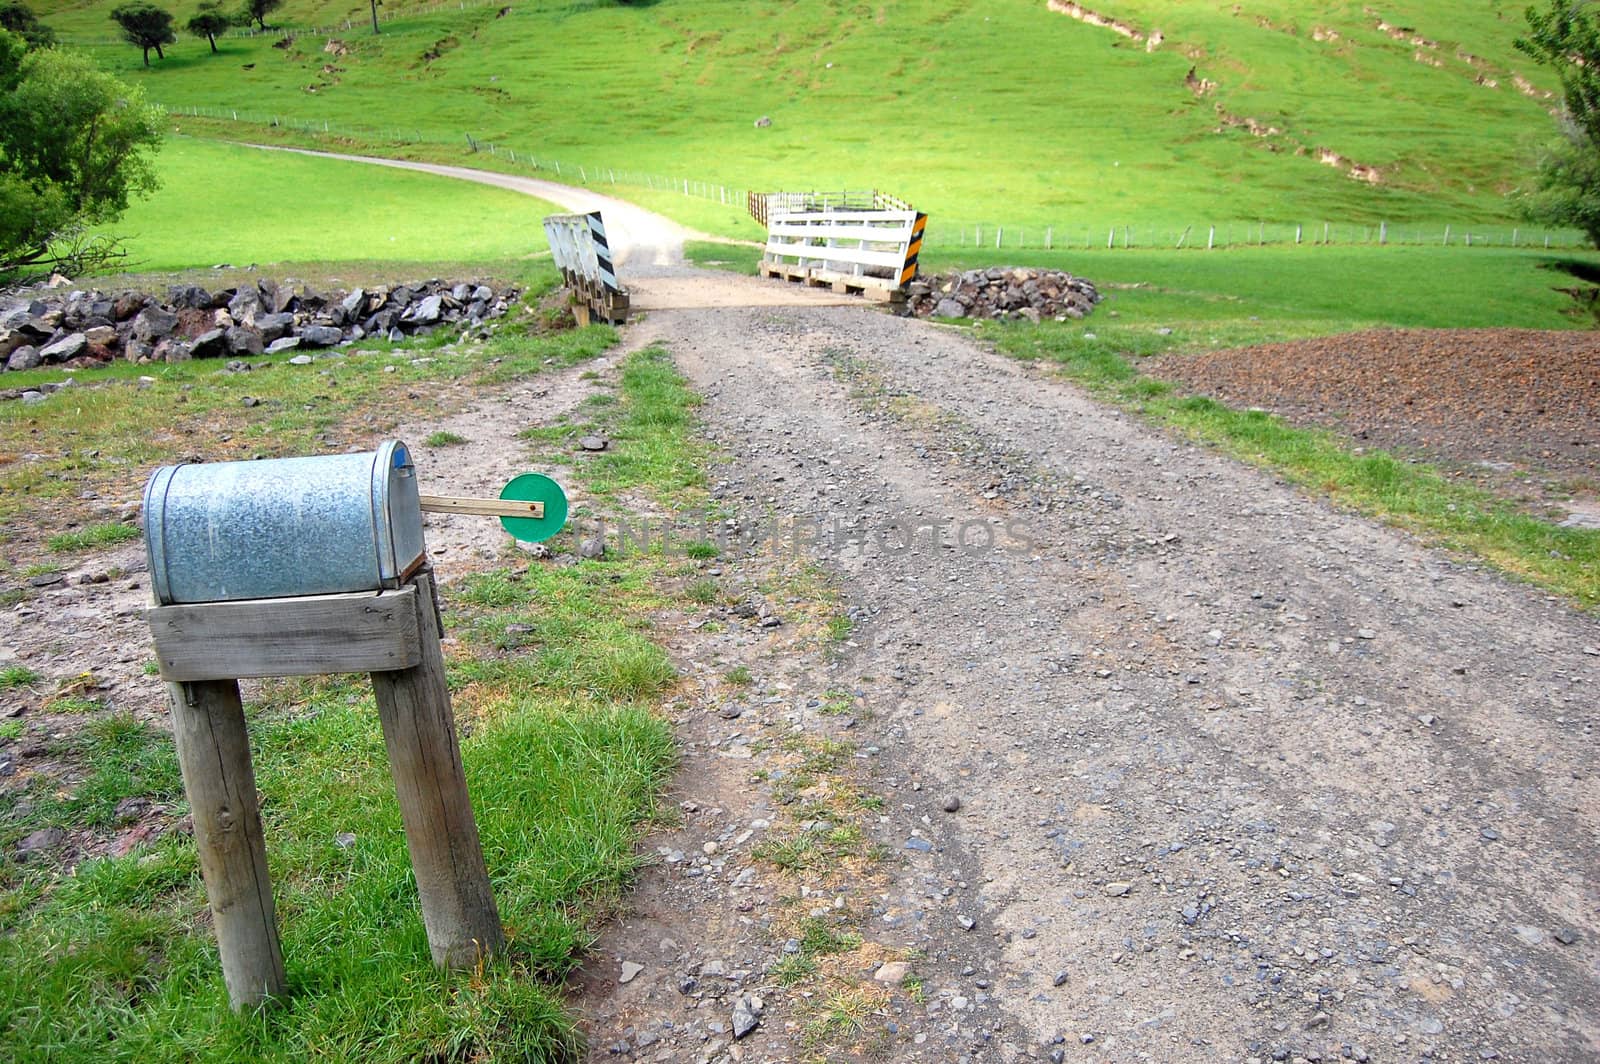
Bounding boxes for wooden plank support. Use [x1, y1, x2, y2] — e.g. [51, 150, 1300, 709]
[370, 571, 505, 968]
[166, 678, 287, 1011]
[419, 495, 545, 520]
[148, 587, 422, 682]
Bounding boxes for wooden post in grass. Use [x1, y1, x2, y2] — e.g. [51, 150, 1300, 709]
[370, 571, 505, 967]
[148, 569, 504, 1007]
[167, 677, 286, 1011]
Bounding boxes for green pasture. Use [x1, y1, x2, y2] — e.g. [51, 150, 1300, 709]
[106, 137, 558, 271]
[35, 0, 1572, 232]
[924, 244, 1598, 331]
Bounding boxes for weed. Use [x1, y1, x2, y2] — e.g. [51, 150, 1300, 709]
[685, 578, 719, 604]
[0, 666, 39, 690]
[818, 689, 855, 716]
[46, 523, 141, 553]
[47, 695, 102, 715]
[725, 664, 752, 687]
[0, 721, 22, 742]
[425, 430, 468, 447]
[804, 986, 880, 1046]
[771, 953, 819, 985]
[797, 916, 860, 957]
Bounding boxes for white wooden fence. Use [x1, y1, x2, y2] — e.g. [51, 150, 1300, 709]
[542, 211, 627, 324]
[759, 197, 927, 299]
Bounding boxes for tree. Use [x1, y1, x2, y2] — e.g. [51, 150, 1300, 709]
[0, 0, 53, 49]
[186, 1, 228, 52]
[1515, 1, 1600, 246]
[110, 3, 177, 66]
[239, 0, 280, 31]
[0, 31, 165, 274]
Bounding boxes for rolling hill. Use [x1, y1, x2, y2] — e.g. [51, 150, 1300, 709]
[31, 0, 1574, 238]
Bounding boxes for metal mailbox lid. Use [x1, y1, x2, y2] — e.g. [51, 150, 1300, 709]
[145, 440, 427, 605]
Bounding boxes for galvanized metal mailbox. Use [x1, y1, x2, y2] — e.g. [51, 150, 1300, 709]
[144, 440, 426, 605]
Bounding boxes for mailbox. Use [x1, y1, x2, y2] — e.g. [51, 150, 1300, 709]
[144, 440, 426, 605]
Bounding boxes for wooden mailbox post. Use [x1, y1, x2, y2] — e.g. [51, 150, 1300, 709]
[141, 442, 568, 1010]
[148, 570, 504, 1009]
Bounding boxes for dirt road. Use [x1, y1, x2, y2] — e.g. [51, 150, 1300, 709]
[15, 151, 1596, 1059]
[594, 273, 1600, 1063]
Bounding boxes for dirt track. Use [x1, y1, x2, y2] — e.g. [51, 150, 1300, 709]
[579, 273, 1600, 1063]
[9, 156, 1598, 1061]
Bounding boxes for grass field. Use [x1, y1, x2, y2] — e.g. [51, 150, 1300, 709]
[108, 137, 559, 271]
[33, 0, 1575, 234]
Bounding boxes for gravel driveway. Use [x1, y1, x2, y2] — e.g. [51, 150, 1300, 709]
[628, 278, 1600, 1063]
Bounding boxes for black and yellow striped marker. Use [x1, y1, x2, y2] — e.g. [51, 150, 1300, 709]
[899, 212, 928, 286]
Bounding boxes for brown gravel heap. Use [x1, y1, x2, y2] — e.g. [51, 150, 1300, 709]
[1149, 328, 1600, 481]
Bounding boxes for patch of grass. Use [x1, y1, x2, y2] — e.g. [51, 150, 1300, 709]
[803, 986, 880, 1047]
[988, 320, 1600, 607]
[797, 916, 860, 957]
[771, 953, 818, 986]
[424, 430, 468, 447]
[45, 695, 103, 715]
[46, 523, 142, 553]
[101, 137, 564, 272]
[0, 721, 23, 742]
[685, 578, 719, 605]
[584, 344, 707, 503]
[0, 667, 39, 690]
[928, 244, 1592, 332]
[454, 569, 527, 608]
[751, 830, 822, 872]
[818, 689, 855, 717]
[724, 664, 752, 687]
[682, 540, 719, 560]
[684, 241, 762, 274]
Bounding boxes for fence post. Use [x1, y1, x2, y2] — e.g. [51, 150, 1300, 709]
[996, 226, 1003, 249]
[1295, 224, 1302, 245]
[1443, 224, 1450, 245]
[1107, 227, 1115, 249]
[1045, 226, 1053, 250]
[1380, 221, 1387, 245]
[1208, 225, 1215, 250]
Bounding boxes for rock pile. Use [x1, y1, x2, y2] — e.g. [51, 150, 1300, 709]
[901, 267, 1101, 322]
[0, 278, 519, 373]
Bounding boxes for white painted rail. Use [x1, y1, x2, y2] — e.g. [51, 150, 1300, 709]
[758, 195, 926, 300]
[542, 210, 629, 324]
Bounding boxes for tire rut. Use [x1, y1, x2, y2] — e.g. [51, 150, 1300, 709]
[648, 301, 1600, 1063]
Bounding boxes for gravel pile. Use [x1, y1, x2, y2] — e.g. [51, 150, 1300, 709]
[901, 267, 1101, 322]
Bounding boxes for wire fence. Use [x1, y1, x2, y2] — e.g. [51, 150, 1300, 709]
[165, 104, 1590, 254]
[932, 219, 1590, 252]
